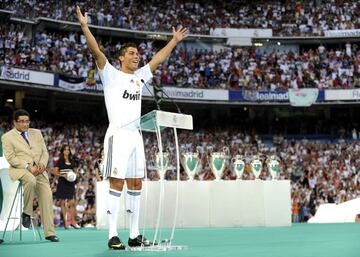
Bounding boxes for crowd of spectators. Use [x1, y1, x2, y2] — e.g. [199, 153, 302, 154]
[1, 0, 359, 227]
[1, 119, 359, 225]
[1, 22, 360, 90]
[1, 0, 360, 37]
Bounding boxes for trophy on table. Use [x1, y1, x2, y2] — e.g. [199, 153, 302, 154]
[181, 152, 199, 180]
[156, 152, 170, 179]
[266, 155, 280, 180]
[232, 154, 245, 180]
[250, 155, 262, 180]
[210, 151, 226, 180]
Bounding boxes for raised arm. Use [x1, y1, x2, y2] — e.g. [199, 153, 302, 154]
[76, 6, 107, 69]
[149, 26, 188, 73]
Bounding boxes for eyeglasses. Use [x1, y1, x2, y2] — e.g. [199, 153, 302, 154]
[16, 120, 30, 124]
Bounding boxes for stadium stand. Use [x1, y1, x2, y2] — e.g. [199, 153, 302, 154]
[0, 0, 359, 229]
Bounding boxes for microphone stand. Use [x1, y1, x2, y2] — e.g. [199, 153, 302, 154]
[141, 79, 182, 113]
[141, 79, 161, 110]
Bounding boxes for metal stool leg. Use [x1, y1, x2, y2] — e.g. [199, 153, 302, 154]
[2, 181, 42, 242]
[19, 183, 22, 240]
[1, 182, 21, 241]
[35, 219, 42, 240]
[30, 216, 42, 240]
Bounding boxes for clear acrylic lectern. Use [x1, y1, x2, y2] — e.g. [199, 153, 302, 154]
[124, 110, 193, 251]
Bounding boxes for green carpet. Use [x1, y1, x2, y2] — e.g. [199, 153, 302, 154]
[1, 223, 359, 257]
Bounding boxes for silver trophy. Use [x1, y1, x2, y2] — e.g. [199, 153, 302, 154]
[232, 155, 245, 180]
[250, 155, 262, 180]
[181, 152, 199, 180]
[210, 152, 226, 180]
[266, 155, 280, 180]
[156, 152, 170, 179]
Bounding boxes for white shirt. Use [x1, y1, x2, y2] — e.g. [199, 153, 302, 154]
[98, 61, 153, 129]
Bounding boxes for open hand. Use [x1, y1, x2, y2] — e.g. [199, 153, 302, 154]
[172, 26, 188, 43]
[76, 6, 88, 25]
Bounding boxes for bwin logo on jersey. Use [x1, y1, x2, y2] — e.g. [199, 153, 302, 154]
[122, 90, 140, 100]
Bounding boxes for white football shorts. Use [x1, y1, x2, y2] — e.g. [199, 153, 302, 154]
[102, 124, 145, 179]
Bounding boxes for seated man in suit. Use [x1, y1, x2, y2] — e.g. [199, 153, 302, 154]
[2, 109, 59, 242]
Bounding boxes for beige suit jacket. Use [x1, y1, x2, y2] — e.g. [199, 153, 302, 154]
[2, 128, 49, 181]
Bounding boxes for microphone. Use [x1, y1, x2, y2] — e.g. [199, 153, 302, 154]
[141, 79, 160, 110]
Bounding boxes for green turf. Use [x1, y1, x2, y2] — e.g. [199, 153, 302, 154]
[0, 223, 359, 257]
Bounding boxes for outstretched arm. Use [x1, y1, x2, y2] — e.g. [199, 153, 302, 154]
[149, 26, 188, 73]
[76, 6, 107, 69]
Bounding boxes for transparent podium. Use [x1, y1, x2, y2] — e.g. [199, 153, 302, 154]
[125, 110, 193, 251]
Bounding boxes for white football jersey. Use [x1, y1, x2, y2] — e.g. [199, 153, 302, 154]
[98, 61, 153, 129]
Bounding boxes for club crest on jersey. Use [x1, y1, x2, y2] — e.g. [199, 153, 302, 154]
[123, 90, 141, 100]
[130, 79, 140, 87]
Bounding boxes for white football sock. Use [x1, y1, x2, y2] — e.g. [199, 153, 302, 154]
[126, 190, 141, 239]
[107, 189, 122, 239]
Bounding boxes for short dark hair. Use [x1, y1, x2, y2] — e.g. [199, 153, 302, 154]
[13, 109, 30, 121]
[118, 42, 138, 63]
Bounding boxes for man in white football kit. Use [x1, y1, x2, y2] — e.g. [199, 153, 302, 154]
[77, 6, 188, 250]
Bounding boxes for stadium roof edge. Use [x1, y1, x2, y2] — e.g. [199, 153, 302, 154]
[10, 17, 36, 24]
[3, 10, 360, 44]
[10, 16, 228, 43]
[0, 9, 14, 15]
